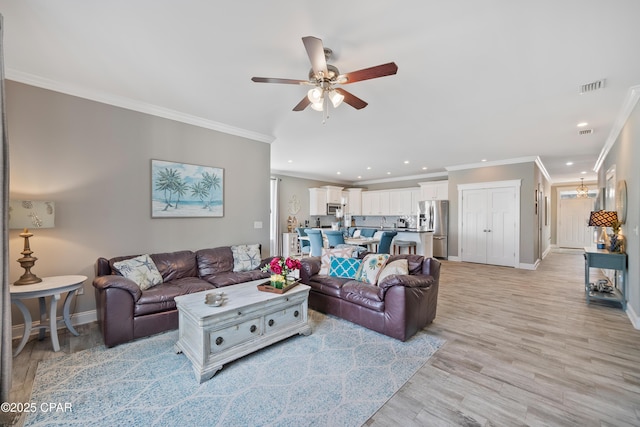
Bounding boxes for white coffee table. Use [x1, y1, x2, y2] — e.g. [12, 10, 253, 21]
[174, 278, 311, 383]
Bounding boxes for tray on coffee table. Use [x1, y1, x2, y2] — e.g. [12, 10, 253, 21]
[257, 279, 300, 294]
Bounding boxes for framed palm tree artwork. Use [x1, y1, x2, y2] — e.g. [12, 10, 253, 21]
[151, 159, 224, 218]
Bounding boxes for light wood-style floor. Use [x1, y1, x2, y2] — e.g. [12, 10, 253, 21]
[4, 249, 640, 426]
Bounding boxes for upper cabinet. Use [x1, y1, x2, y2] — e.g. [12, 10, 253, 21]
[362, 190, 390, 216]
[388, 189, 413, 215]
[344, 188, 362, 215]
[309, 186, 344, 215]
[419, 180, 449, 200]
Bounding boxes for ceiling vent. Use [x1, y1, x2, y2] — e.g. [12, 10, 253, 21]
[580, 79, 605, 94]
[579, 129, 594, 135]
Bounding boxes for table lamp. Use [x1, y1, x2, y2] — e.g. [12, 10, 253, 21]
[8, 200, 55, 285]
[588, 210, 617, 250]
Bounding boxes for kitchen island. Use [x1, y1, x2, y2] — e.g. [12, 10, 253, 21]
[360, 227, 434, 258]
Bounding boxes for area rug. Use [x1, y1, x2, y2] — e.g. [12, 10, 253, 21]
[25, 311, 444, 427]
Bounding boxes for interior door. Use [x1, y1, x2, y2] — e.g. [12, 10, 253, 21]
[486, 187, 516, 267]
[558, 197, 593, 248]
[461, 189, 488, 263]
[461, 187, 516, 267]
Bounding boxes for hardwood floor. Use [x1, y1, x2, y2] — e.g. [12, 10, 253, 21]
[4, 249, 640, 426]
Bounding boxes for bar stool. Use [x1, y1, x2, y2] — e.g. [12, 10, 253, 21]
[394, 240, 417, 254]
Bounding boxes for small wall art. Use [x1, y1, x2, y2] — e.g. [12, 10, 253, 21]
[151, 159, 224, 218]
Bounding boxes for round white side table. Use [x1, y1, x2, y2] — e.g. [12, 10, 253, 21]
[10, 275, 87, 356]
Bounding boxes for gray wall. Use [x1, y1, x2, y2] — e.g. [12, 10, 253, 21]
[447, 162, 541, 265]
[598, 99, 639, 319]
[7, 81, 270, 321]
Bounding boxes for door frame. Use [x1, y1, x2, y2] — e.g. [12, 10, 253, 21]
[457, 180, 522, 267]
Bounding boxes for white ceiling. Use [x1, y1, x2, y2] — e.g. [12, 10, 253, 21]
[2, 1, 640, 184]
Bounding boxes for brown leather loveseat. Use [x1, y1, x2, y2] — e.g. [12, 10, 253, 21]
[93, 246, 272, 347]
[299, 254, 440, 341]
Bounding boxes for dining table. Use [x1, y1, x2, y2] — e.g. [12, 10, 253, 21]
[344, 237, 380, 252]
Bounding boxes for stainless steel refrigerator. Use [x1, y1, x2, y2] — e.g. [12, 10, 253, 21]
[417, 200, 449, 259]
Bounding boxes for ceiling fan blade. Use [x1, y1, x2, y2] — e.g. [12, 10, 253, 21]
[302, 36, 328, 79]
[340, 62, 398, 84]
[293, 96, 311, 111]
[251, 77, 309, 85]
[335, 88, 368, 110]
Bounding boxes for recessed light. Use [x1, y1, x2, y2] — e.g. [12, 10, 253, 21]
[577, 122, 589, 127]
[566, 161, 574, 166]
[288, 159, 293, 163]
[404, 160, 409, 164]
[336, 171, 341, 175]
[422, 167, 428, 170]
[357, 176, 362, 179]
[366, 166, 372, 170]
[387, 172, 391, 175]
[481, 159, 487, 162]
[581, 171, 587, 174]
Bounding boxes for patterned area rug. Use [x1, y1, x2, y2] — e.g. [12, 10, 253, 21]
[25, 311, 444, 427]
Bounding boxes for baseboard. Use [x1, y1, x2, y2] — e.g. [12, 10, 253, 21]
[447, 256, 461, 262]
[12, 309, 98, 339]
[518, 261, 538, 270]
[627, 304, 640, 330]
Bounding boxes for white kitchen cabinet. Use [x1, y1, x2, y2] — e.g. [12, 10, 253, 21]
[362, 191, 390, 215]
[411, 189, 422, 214]
[389, 190, 413, 215]
[345, 188, 362, 215]
[324, 186, 344, 204]
[309, 188, 327, 215]
[419, 180, 449, 200]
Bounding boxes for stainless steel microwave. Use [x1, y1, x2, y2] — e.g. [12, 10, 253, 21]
[326, 203, 341, 215]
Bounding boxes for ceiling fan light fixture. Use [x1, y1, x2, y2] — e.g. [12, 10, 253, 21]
[310, 101, 324, 112]
[307, 87, 323, 103]
[328, 90, 344, 108]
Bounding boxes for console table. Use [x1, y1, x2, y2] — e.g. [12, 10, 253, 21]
[584, 247, 627, 310]
[10, 275, 86, 356]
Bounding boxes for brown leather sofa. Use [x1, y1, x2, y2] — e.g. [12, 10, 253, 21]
[93, 246, 272, 347]
[299, 254, 440, 341]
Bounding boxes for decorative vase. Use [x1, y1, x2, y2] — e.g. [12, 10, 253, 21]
[270, 274, 285, 289]
[609, 233, 624, 253]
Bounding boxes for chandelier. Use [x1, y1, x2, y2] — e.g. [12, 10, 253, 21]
[576, 178, 589, 198]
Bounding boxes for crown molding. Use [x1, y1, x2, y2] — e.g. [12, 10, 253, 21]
[6, 69, 275, 144]
[445, 156, 539, 172]
[356, 171, 448, 185]
[594, 84, 640, 173]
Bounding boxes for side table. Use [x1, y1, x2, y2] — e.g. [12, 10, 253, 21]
[584, 247, 627, 310]
[10, 275, 87, 356]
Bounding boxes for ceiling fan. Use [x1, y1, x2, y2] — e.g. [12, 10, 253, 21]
[251, 36, 398, 116]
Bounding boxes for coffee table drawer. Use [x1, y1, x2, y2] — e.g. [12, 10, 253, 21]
[209, 316, 262, 354]
[265, 302, 306, 332]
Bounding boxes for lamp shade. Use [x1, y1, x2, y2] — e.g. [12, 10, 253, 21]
[588, 210, 618, 227]
[9, 200, 55, 229]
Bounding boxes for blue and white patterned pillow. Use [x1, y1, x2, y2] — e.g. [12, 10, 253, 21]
[231, 244, 261, 272]
[329, 256, 362, 279]
[355, 254, 390, 285]
[113, 254, 163, 290]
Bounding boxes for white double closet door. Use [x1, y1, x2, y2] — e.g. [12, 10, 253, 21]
[460, 182, 519, 267]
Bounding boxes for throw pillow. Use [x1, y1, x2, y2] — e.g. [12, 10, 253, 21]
[376, 259, 409, 284]
[329, 256, 362, 279]
[231, 244, 261, 272]
[355, 253, 390, 285]
[112, 254, 163, 290]
[319, 247, 354, 275]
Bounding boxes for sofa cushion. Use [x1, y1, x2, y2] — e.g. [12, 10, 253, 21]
[307, 275, 350, 298]
[377, 259, 409, 285]
[329, 256, 361, 279]
[231, 244, 261, 272]
[355, 253, 390, 285]
[112, 254, 163, 290]
[151, 250, 198, 281]
[196, 247, 234, 276]
[204, 270, 269, 288]
[134, 277, 214, 316]
[341, 281, 385, 311]
[320, 247, 354, 275]
[387, 254, 425, 274]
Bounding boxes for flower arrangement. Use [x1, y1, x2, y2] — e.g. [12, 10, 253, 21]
[261, 256, 302, 289]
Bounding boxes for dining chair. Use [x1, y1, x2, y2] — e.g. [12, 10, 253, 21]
[324, 230, 345, 248]
[295, 227, 311, 256]
[304, 229, 324, 257]
[360, 228, 376, 238]
[377, 231, 398, 254]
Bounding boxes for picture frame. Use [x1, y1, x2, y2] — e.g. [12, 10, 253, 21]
[151, 159, 224, 218]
